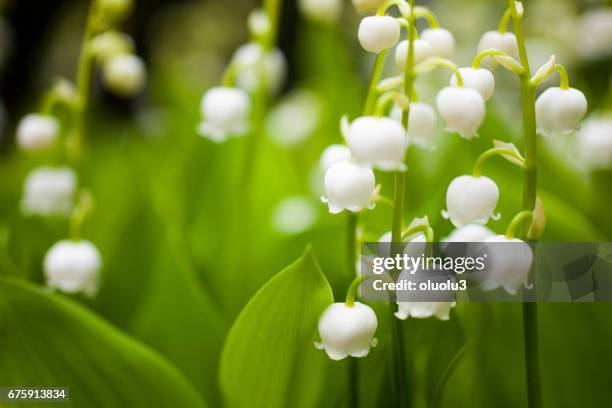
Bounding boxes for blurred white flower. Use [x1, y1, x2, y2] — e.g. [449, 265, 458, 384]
[44, 239, 101, 297]
[480, 235, 533, 295]
[444, 175, 499, 228]
[443, 224, 495, 242]
[535, 87, 587, 137]
[266, 90, 321, 148]
[346, 116, 407, 171]
[102, 54, 146, 97]
[391, 102, 437, 149]
[577, 116, 612, 171]
[450, 67, 495, 101]
[322, 160, 376, 214]
[477, 31, 519, 67]
[271, 196, 318, 235]
[436, 87, 485, 139]
[298, 0, 342, 24]
[315, 302, 378, 360]
[247, 9, 271, 39]
[232, 43, 287, 95]
[395, 301, 455, 320]
[420, 28, 455, 57]
[22, 166, 77, 217]
[320, 144, 352, 172]
[197, 87, 251, 142]
[352, 0, 386, 14]
[577, 8, 612, 60]
[394, 39, 432, 71]
[358, 16, 400, 53]
[16, 114, 59, 152]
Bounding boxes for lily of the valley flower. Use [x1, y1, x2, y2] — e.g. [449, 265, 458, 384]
[436, 87, 485, 139]
[21, 166, 77, 217]
[298, 0, 342, 23]
[232, 42, 287, 95]
[322, 160, 376, 214]
[315, 302, 378, 360]
[320, 144, 352, 172]
[535, 87, 587, 137]
[480, 235, 533, 295]
[346, 116, 407, 171]
[394, 39, 432, 71]
[396, 301, 455, 321]
[450, 67, 495, 101]
[16, 114, 59, 152]
[444, 175, 499, 228]
[443, 224, 495, 242]
[577, 116, 612, 170]
[44, 239, 102, 297]
[477, 31, 519, 67]
[358, 16, 401, 53]
[197, 87, 251, 143]
[420, 28, 455, 57]
[102, 54, 146, 97]
[391, 103, 437, 148]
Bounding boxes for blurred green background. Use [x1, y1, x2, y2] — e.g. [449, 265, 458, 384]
[1, 0, 612, 407]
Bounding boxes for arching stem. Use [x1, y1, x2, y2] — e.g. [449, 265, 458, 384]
[472, 147, 524, 177]
[505, 210, 533, 239]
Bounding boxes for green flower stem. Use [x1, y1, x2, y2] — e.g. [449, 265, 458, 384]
[505, 210, 533, 239]
[498, 7, 512, 33]
[413, 6, 440, 28]
[400, 224, 434, 243]
[472, 147, 523, 177]
[416, 58, 463, 87]
[364, 51, 389, 116]
[345, 275, 370, 307]
[346, 212, 358, 282]
[70, 191, 93, 241]
[508, 2, 542, 408]
[554, 64, 569, 90]
[471, 49, 513, 69]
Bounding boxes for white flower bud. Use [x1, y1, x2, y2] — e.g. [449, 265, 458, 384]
[394, 39, 432, 71]
[450, 67, 495, 101]
[322, 161, 376, 214]
[299, 0, 342, 24]
[22, 166, 77, 217]
[44, 239, 101, 297]
[346, 116, 407, 171]
[477, 31, 519, 67]
[352, 0, 386, 14]
[577, 9, 612, 60]
[443, 224, 495, 242]
[535, 87, 587, 137]
[395, 301, 455, 320]
[444, 175, 499, 228]
[16, 114, 59, 152]
[320, 144, 352, 172]
[420, 28, 455, 57]
[315, 302, 378, 360]
[358, 16, 400, 54]
[197, 87, 251, 142]
[232, 43, 287, 95]
[577, 117, 612, 171]
[102, 54, 146, 97]
[436, 87, 485, 139]
[480, 235, 533, 295]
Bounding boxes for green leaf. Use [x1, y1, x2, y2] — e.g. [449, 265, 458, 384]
[0, 276, 207, 408]
[219, 246, 334, 408]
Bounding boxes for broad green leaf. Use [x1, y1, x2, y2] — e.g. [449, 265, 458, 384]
[219, 246, 334, 408]
[0, 276, 207, 408]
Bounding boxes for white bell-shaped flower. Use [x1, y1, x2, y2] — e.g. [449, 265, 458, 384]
[391, 103, 437, 148]
[44, 239, 102, 297]
[266, 90, 321, 148]
[16, 114, 59, 152]
[420, 28, 455, 57]
[394, 39, 432, 71]
[436, 87, 485, 139]
[346, 116, 407, 171]
[358, 16, 401, 53]
[197, 87, 251, 142]
[395, 301, 455, 321]
[315, 302, 378, 360]
[21, 166, 77, 217]
[320, 144, 352, 172]
[444, 175, 499, 228]
[577, 9, 612, 59]
[450, 67, 495, 101]
[443, 224, 495, 242]
[395, 268, 455, 320]
[102, 54, 146, 97]
[352, 0, 386, 14]
[322, 160, 376, 214]
[298, 0, 342, 23]
[480, 235, 533, 295]
[232, 42, 287, 95]
[477, 31, 519, 67]
[577, 117, 612, 171]
[535, 87, 587, 137]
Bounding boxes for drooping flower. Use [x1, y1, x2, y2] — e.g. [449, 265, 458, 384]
[394, 39, 432, 71]
[197, 87, 251, 142]
[436, 87, 485, 139]
[102, 54, 146, 97]
[16, 114, 59, 152]
[450, 67, 495, 101]
[444, 175, 499, 228]
[231, 42, 287, 95]
[395, 268, 455, 320]
[577, 116, 612, 171]
[405, 102, 437, 148]
[395, 301, 455, 321]
[443, 224, 496, 242]
[266, 90, 321, 148]
[576, 9, 612, 60]
[477, 31, 519, 67]
[298, 0, 342, 24]
[420, 28, 455, 57]
[346, 116, 407, 171]
[479, 235, 533, 295]
[358, 16, 401, 53]
[44, 239, 102, 297]
[315, 302, 378, 360]
[21, 166, 77, 217]
[535, 87, 587, 137]
[322, 160, 376, 214]
[320, 144, 352, 172]
[351, 0, 386, 14]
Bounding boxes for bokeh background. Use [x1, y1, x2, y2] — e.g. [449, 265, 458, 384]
[1, 0, 612, 407]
